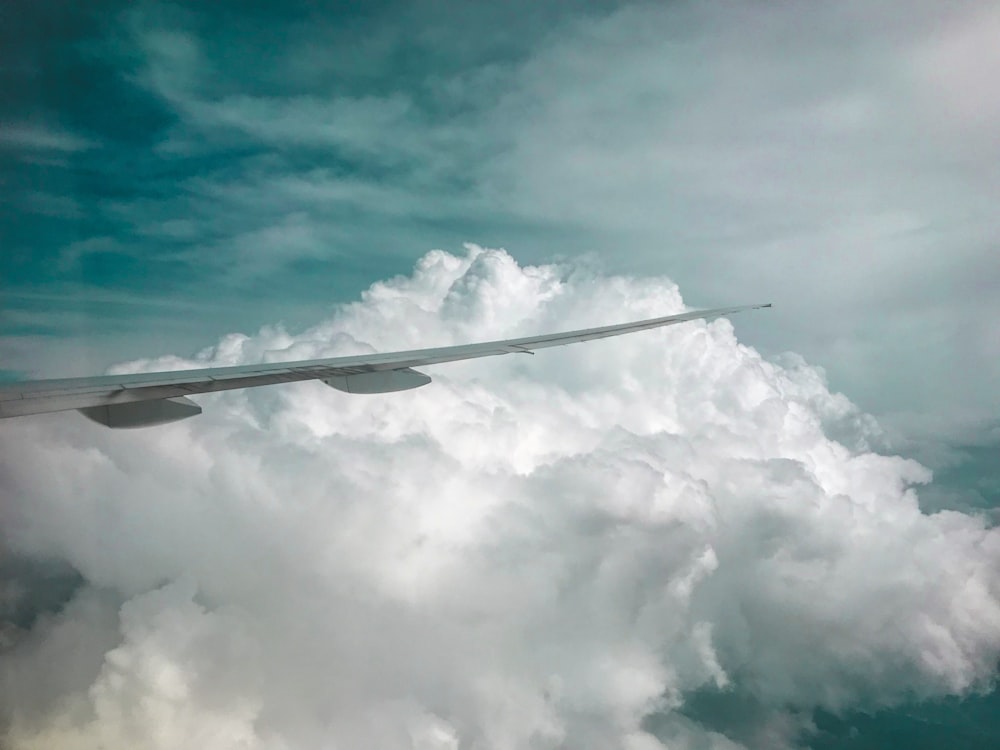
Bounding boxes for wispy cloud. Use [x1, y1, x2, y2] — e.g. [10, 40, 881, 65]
[0, 124, 96, 153]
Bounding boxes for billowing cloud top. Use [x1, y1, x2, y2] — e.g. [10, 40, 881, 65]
[2, 248, 998, 749]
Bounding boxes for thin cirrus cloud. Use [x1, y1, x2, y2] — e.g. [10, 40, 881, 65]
[1, 248, 999, 749]
[0, 123, 96, 153]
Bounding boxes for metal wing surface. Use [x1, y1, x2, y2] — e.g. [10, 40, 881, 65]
[0, 303, 770, 427]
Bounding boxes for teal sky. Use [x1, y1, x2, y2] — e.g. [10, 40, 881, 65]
[2, 2, 999, 746]
[4, 0, 999, 444]
[3, 0, 614, 372]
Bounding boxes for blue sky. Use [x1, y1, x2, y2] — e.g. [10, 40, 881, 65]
[2, 2, 999, 747]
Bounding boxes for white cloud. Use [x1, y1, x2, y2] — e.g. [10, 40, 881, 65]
[1, 248, 998, 749]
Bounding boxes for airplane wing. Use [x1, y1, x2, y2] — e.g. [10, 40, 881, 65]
[0, 303, 770, 428]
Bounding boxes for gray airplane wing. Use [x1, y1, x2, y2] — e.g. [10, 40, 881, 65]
[0, 303, 770, 428]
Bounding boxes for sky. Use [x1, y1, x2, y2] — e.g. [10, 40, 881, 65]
[1, 1, 999, 748]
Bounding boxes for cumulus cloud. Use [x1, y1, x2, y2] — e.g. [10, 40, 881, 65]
[1, 248, 998, 749]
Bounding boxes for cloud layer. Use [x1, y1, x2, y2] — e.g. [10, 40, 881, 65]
[2, 248, 998, 749]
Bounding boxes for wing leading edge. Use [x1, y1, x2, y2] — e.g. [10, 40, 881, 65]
[0, 303, 771, 428]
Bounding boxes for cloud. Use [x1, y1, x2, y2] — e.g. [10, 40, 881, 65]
[1, 248, 998, 749]
[477, 0, 1000, 438]
[912, 4, 1000, 135]
[78, 0, 998, 446]
[0, 124, 96, 153]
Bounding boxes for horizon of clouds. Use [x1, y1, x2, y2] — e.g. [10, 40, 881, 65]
[2, 247, 999, 749]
